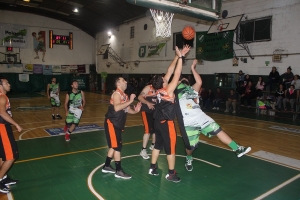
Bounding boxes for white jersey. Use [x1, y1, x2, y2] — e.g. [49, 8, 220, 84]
[177, 83, 214, 128]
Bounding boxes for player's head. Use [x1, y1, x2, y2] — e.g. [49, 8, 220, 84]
[152, 75, 164, 90]
[0, 77, 11, 93]
[179, 75, 190, 86]
[115, 77, 127, 91]
[32, 32, 36, 37]
[51, 77, 57, 83]
[71, 80, 79, 89]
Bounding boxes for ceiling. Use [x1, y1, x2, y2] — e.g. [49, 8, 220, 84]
[0, 0, 149, 37]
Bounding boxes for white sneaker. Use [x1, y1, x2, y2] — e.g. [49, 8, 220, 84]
[232, 110, 236, 114]
[140, 149, 150, 159]
[149, 144, 154, 150]
[212, 107, 216, 110]
[224, 110, 229, 113]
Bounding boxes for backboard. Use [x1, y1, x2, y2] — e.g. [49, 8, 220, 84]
[207, 15, 244, 34]
[97, 44, 110, 55]
[126, 0, 221, 21]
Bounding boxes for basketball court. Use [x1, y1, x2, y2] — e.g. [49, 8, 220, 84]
[1, 92, 299, 200]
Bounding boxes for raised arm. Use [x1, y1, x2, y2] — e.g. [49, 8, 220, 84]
[191, 59, 202, 92]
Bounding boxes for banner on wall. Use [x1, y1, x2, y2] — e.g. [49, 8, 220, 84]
[52, 65, 62, 75]
[6, 64, 22, 69]
[138, 42, 167, 58]
[23, 64, 33, 74]
[33, 64, 43, 74]
[72, 77, 86, 90]
[61, 65, 70, 74]
[196, 31, 234, 61]
[19, 74, 29, 82]
[77, 65, 86, 74]
[43, 65, 52, 75]
[0, 23, 28, 48]
[69, 65, 78, 74]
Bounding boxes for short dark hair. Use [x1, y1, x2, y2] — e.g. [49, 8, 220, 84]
[152, 75, 164, 90]
[0, 77, 6, 85]
[71, 80, 78, 85]
[114, 77, 122, 88]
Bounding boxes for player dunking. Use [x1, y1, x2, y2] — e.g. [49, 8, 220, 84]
[138, 78, 156, 159]
[175, 59, 251, 171]
[148, 45, 191, 183]
[64, 80, 86, 141]
[102, 77, 142, 179]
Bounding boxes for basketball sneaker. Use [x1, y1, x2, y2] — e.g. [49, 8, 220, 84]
[114, 170, 132, 179]
[148, 167, 159, 176]
[149, 144, 155, 150]
[65, 133, 70, 142]
[140, 149, 150, 159]
[52, 115, 55, 120]
[102, 165, 115, 174]
[0, 182, 9, 194]
[56, 114, 62, 119]
[185, 157, 193, 171]
[165, 171, 181, 183]
[235, 146, 251, 158]
[1, 175, 18, 186]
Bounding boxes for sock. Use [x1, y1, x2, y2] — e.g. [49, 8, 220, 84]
[67, 130, 71, 134]
[228, 141, 239, 151]
[115, 161, 121, 171]
[150, 163, 156, 169]
[168, 169, 174, 174]
[142, 147, 146, 150]
[186, 155, 193, 160]
[104, 157, 112, 167]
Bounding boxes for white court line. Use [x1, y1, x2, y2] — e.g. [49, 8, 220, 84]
[87, 154, 221, 199]
[254, 173, 300, 200]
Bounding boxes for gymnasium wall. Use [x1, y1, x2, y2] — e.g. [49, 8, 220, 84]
[96, 0, 300, 77]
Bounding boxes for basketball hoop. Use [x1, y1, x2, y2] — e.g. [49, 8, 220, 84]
[150, 9, 174, 38]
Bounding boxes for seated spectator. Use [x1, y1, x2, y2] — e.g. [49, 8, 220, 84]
[291, 74, 300, 100]
[283, 85, 296, 111]
[204, 88, 214, 109]
[281, 66, 294, 88]
[237, 74, 251, 95]
[240, 81, 256, 107]
[274, 83, 285, 111]
[212, 87, 224, 110]
[255, 76, 265, 99]
[265, 66, 280, 91]
[235, 70, 245, 88]
[224, 89, 237, 114]
[200, 87, 208, 108]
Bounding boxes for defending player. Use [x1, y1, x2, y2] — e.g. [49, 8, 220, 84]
[47, 77, 62, 120]
[175, 59, 251, 172]
[64, 80, 86, 141]
[102, 77, 142, 179]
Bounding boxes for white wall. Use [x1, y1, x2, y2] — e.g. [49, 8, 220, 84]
[0, 10, 95, 68]
[96, 0, 300, 76]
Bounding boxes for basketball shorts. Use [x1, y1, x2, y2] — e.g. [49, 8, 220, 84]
[50, 94, 60, 107]
[0, 124, 19, 161]
[65, 107, 83, 125]
[154, 120, 176, 155]
[141, 111, 155, 134]
[104, 119, 122, 152]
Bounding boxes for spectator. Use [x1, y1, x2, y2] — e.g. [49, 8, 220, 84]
[281, 66, 294, 88]
[212, 87, 224, 110]
[235, 70, 245, 88]
[283, 85, 296, 111]
[200, 87, 208, 108]
[240, 81, 256, 107]
[204, 88, 214, 109]
[291, 75, 300, 100]
[237, 74, 251, 95]
[265, 67, 280, 91]
[255, 76, 265, 99]
[224, 89, 237, 114]
[274, 83, 285, 111]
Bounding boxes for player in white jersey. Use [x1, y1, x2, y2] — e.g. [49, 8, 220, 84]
[175, 59, 251, 171]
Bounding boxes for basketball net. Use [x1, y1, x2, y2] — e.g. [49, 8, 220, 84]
[150, 9, 174, 38]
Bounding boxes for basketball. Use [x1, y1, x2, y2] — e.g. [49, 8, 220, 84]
[182, 26, 195, 40]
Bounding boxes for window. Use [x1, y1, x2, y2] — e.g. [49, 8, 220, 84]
[130, 26, 134, 39]
[237, 16, 271, 43]
[173, 32, 194, 50]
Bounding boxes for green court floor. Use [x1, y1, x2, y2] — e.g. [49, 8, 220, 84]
[9, 126, 300, 200]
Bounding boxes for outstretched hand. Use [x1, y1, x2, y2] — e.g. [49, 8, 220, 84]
[191, 59, 198, 70]
[175, 46, 182, 58]
[181, 44, 191, 57]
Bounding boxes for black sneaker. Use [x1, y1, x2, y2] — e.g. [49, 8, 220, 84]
[235, 146, 251, 158]
[185, 157, 193, 172]
[165, 171, 181, 183]
[115, 170, 132, 179]
[102, 165, 115, 174]
[2, 175, 18, 186]
[56, 114, 62, 119]
[0, 182, 9, 194]
[52, 115, 55, 120]
[148, 167, 159, 176]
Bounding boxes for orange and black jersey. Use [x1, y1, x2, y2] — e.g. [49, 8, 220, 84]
[153, 88, 175, 121]
[105, 88, 129, 130]
[141, 85, 157, 113]
[0, 92, 12, 124]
